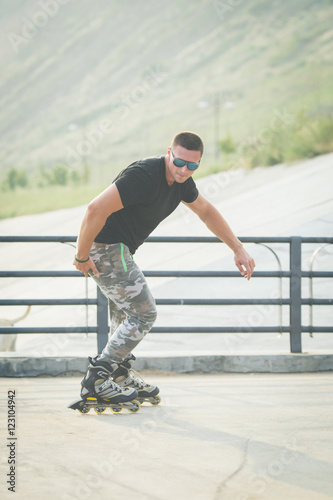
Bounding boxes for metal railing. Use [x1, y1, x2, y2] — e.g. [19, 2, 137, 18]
[0, 236, 332, 354]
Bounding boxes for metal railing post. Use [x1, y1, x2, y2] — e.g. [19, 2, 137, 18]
[290, 237, 302, 353]
[96, 287, 109, 354]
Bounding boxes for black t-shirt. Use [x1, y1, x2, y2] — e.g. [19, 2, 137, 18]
[94, 156, 199, 253]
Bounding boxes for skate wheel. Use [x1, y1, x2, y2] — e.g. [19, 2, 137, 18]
[128, 401, 141, 413]
[78, 406, 90, 414]
[111, 406, 123, 414]
[94, 406, 107, 414]
[150, 395, 161, 406]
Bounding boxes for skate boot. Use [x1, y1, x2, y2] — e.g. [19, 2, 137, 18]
[68, 357, 141, 414]
[113, 354, 161, 406]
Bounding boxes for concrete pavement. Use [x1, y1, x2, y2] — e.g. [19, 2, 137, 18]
[0, 372, 332, 500]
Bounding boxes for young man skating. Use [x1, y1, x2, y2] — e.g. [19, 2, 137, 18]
[71, 131, 255, 413]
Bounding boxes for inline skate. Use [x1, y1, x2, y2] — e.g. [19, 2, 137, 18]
[68, 357, 141, 414]
[113, 354, 161, 406]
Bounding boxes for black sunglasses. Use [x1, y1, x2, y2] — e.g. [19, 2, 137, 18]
[170, 150, 200, 171]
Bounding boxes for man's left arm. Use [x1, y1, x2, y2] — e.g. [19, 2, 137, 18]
[183, 194, 255, 280]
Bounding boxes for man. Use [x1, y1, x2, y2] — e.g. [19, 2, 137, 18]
[73, 131, 255, 410]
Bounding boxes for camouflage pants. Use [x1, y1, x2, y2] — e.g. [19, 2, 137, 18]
[89, 242, 157, 363]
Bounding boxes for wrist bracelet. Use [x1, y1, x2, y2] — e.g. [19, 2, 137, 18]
[75, 254, 90, 263]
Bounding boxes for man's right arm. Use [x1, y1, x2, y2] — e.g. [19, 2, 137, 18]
[73, 183, 124, 277]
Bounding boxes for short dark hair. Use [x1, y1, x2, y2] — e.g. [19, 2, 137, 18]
[171, 131, 204, 156]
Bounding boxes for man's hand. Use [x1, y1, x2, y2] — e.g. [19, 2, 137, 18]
[234, 246, 255, 281]
[73, 257, 100, 278]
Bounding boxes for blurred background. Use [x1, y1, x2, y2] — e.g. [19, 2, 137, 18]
[0, 0, 333, 218]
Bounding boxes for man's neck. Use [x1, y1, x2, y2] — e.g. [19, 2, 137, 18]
[164, 156, 174, 186]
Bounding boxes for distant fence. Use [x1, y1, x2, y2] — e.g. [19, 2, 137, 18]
[0, 236, 332, 354]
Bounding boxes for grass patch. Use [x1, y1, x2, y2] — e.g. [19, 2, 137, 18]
[245, 112, 333, 168]
[0, 184, 105, 219]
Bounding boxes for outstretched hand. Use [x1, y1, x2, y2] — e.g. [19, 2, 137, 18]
[73, 257, 100, 278]
[234, 246, 255, 281]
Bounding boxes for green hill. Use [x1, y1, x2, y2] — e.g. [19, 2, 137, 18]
[0, 0, 332, 188]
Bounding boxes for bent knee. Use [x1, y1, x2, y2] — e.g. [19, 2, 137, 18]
[141, 303, 157, 328]
[147, 306, 157, 326]
[132, 303, 157, 333]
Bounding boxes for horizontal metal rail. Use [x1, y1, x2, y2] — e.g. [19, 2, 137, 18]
[1, 235, 333, 244]
[1, 326, 332, 334]
[1, 298, 331, 307]
[0, 270, 291, 278]
[0, 299, 97, 306]
[0, 327, 98, 334]
[1, 271, 332, 278]
[151, 326, 333, 334]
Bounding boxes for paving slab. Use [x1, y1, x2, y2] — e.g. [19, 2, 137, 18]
[0, 372, 332, 500]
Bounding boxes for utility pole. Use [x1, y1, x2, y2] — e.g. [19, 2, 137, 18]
[214, 92, 220, 160]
